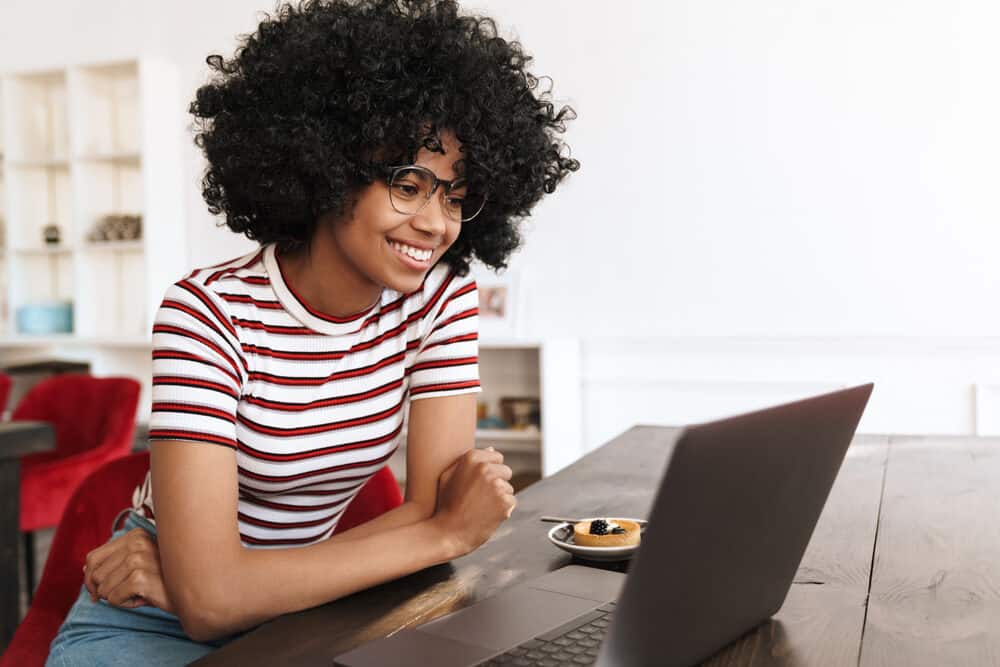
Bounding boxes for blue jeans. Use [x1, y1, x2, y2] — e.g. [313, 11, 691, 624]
[46, 510, 239, 667]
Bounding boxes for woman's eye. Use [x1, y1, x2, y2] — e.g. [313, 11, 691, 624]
[393, 184, 420, 197]
[445, 196, 465, 208]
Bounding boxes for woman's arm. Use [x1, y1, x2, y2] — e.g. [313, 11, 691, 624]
[84, 396, 503, 613]
[325, 392, 479, 542]
[151, 393, 513, 643]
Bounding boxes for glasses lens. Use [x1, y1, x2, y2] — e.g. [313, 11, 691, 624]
[389, 167, 486, 222]
[441, 178, 486, 222]
[457, 189, 487, 222]
[388, 167, 435, 215]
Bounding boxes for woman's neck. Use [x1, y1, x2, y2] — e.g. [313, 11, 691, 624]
[277, 238, 382, 318]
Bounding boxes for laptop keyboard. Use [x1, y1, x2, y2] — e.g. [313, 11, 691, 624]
[477, 601, 616, 666]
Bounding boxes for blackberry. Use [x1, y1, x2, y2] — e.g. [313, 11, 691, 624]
[589, 519, 609, 535]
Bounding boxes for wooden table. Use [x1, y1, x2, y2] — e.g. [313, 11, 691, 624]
[0, 421, 54, 650]
[195, 428, 1000, 666]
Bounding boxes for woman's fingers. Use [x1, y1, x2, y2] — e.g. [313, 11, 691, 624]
[104, 567, 155, 607]
[505, 495, 517, 518]
[488, 462, 513, 481]
[95, 551, 149, 601]
[85, 548, 131, 600]
[84, 528, 158, 602]
[493, 478, 515, 495]
[102, 560, 173, 613]
[88, 555, 126, 601]
[480, 447, 504, 464]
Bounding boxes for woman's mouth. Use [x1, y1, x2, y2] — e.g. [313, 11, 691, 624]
[388, 239, 434, 268]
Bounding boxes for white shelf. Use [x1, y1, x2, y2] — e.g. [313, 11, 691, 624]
[0, 58, 186, 341]
[81, 240, 143, 252]
[8, 158, 69, 168]
[76, 151, 141, 164]
[476, 428, 541, 442]
[12, 245, 73, 255]
[0, 334, 151, 348]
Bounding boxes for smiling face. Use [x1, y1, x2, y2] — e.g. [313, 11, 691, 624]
[324, 130, 466, 297]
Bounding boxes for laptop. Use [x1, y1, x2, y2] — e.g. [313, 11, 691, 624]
[335, 383, 874, 667]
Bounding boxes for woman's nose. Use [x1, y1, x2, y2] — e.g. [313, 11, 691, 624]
[413, 191, 449, 235]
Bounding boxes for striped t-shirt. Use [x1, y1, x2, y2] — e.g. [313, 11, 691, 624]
[133, 243, 481, 548]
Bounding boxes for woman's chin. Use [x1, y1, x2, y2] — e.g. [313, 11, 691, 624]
[380, 270, 427, 295]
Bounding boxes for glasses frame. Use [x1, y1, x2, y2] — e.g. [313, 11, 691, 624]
[380, 164, 487, 223]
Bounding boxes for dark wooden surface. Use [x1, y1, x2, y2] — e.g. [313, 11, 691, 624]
[0, 421, 54, 650]
[194, 430, 1000, 667]
[701, 435, 888, 666]
[860, 437, 1000, 666]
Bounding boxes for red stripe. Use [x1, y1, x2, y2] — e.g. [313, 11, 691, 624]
[231, 317, 314, 335]
[239, 321, 419, 362]
[149, 429, 237, 449]
[420, 332, 479, 354]
[152, 350, 241, 386]
[152, 375, 239, 399]
[237, 510, 342, 530]
[237, 406, 403, 440]
[409, 356, 478, 373]
[161, 300, 234, 344]
[426, 276, 471, 324]
[237, 424, 401, 462]
[237, 469, 378, 495]
[236, 448, 396, 483]
[410, 380, 481, 396]
[241, 343, 348, 362]
[239, 489, 359, 512]
[176, 280, 238, 337]
[247, 350, 410, 388]
[154, 323, 247, 376]
[430, 307, 478, 334]
[205, 249, 264, 285]
[235, 275, 270, 286]
[244, 378, 404, 411]
[240, 528, 333, 546]
[153, 402, 236, 423]
[218, 293, 284, 310]
[444, 280, 477, 304]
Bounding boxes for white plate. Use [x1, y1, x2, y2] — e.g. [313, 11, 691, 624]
[546, 518, 645, 562]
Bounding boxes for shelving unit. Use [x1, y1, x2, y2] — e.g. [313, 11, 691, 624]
[0, 59, 186, 344]
[388, 338, 582, 491]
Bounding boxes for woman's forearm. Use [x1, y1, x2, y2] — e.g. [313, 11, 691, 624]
[183, 515, 460, 642]
[326, 500, 432, 544]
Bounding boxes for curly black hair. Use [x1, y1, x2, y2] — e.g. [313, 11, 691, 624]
[190, 0, 579, 275]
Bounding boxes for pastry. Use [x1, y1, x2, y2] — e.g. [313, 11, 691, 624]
[572, 518, 641, 548]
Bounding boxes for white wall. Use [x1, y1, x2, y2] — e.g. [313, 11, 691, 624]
[3, 0, 1000, 441]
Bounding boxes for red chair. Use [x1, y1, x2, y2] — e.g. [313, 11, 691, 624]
[0, 372, 12, 415]
[14, 375, 142, 602]
[2, 451, 402, 667]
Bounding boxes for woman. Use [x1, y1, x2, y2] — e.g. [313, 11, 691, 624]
[46, 0, 576, 665]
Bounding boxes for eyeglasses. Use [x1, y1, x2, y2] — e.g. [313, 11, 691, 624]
[380, 164, 487, 223]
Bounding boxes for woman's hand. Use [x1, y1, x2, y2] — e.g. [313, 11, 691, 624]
[432, 446, 516, 556]
[83, 526, 175, 613]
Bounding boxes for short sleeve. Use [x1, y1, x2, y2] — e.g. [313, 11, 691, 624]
[149, 279, 246, 449]
[409, 272, 481, 401]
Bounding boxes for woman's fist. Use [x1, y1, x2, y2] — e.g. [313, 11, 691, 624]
[433, 447, 516, 555]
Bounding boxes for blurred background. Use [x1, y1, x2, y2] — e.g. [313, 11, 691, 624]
[1, 0, 999, 484]
[3, 0, 1000, 639]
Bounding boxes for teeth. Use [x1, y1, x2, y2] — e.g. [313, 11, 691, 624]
[390, 241, 432, 262]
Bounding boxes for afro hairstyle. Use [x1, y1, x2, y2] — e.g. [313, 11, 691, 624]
[189, 0, 579, 275]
